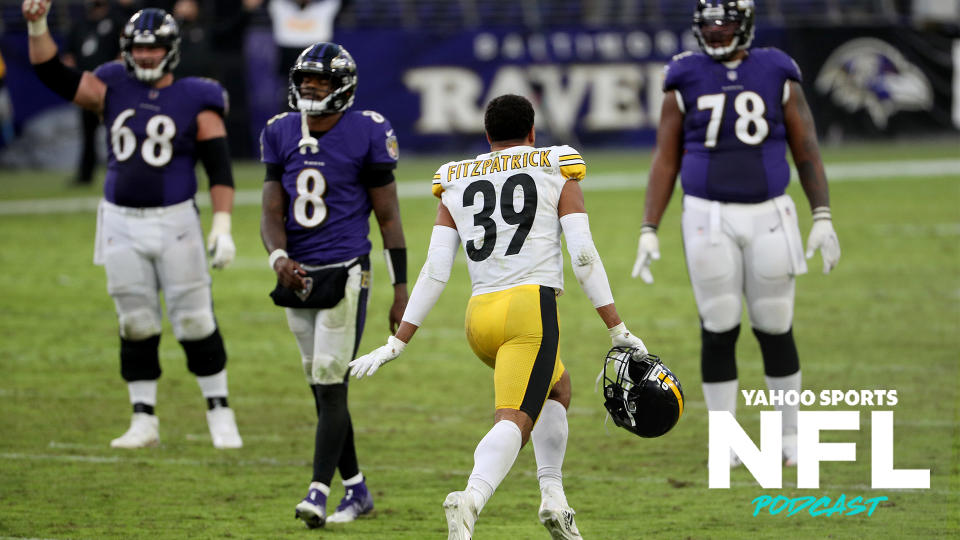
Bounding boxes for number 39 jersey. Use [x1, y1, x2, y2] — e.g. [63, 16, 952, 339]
[432, 145, 586, 296]
[665, 47, 802, 203]
[94, 61, 227, 208]
[259, 110, 399, 265]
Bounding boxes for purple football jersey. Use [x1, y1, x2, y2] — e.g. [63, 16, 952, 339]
[259, 110, 399, 265]
[94, 61, 227, 207]
[665, 48, 802, 203]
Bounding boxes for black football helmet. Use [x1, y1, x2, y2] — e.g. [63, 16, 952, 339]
[288, 42, 358, 116]
[120, 8, 181, 83]
[692, 0, 756, 61]
[602, 347, 684, 438]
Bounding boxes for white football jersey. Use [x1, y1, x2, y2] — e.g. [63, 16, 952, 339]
[432, 144, 586, 296]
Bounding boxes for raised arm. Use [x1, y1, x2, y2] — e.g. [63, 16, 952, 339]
[23, 0, 106, 112]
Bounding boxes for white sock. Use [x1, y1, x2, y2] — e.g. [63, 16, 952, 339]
[531, 400, 567, 503]
[308, 482, 331, 496]
[342, 473, 364, 487]
[128, 380, 158, 408]
[702, 379, 738, 414]
[765, 371, 801, 438]
[196, 369, 228, 399]
[465, 420, 523, 513]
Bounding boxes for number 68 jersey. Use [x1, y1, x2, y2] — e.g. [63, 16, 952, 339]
[94, 61, 227, 208]
[665, 47, 802, 203]
[432, 145, 586, 296]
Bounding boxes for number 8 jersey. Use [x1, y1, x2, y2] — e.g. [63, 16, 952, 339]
[665, 47, 802, 203]
[432, 145, 586, 296]
[95, 61, 228, 208]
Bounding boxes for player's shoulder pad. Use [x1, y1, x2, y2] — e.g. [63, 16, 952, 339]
[432, 160, 460, 198]
[181, 76, 229, 115]
[664, 51, 706, 91]
[555, 145, 586, 181]
[754, 47, 803, 82]
[93, 60, 127, 86]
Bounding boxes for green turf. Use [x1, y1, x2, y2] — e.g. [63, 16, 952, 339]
[0, 142, 957, 539]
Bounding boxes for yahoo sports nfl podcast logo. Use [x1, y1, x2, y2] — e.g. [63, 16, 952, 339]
[708, 389, 930, 517]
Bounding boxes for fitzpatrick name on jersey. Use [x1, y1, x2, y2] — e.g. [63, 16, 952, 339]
[665, 48, 801, 203]
[432, 145, 586, 296]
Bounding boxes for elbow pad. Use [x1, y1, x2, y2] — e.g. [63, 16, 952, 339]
[401, 226, 460, 326]
[560, 213, 614, 308]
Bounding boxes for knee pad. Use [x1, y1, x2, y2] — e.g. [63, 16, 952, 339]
[118, 308, 162, 341]
[748, 298, 793, 334]
[304, 352, 347, 385]
[753, 328, 800, 377]
[701, 325, 740, 383]
[180, 328, 227, 376]
[171, 309, 216, 341]
[699, 294, 741, 333]
[120, 335, 161, 381]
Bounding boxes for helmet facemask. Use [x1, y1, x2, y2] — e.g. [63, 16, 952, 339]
[602, 347, 684, 438]
[120, 9, 181, 83]
[693, 0, 756, 61]
[287, 43, 357, 116]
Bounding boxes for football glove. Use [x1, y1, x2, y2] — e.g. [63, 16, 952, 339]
[207, 211, 236, 269]
[805, 207, 840, 274]
[608, 322, 647, 354]
[348, 336, 406, 379]
[630, 225, 660, 284]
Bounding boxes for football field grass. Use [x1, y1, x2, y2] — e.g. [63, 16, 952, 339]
[0, 140, 957, 539]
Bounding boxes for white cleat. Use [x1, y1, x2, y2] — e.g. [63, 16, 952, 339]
[443, 491, 478, 540]
[206, 406, 242, 449]
[539, 493, 583, 540]
[110, 413, 159, 449]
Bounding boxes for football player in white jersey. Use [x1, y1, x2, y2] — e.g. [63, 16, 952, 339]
[348, 94, 648, 540]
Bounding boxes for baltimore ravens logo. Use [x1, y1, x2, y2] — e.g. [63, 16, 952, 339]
[385, 134, 399, 160]
[814, 37, 932, 129]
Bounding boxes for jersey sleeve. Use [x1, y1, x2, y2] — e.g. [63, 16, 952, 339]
[556, 145, 586, 181]
[93, 61, 128, 87]
[432, 164, 448, 198]
[768, 47, 802, 83]
[184, 77, 229, 117]
[259, 113, 287, 165]
[663, 51, 694, 92]
[362, 111, 399, 169]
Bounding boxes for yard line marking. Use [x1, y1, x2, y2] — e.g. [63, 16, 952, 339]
[0, 158, 957, 216]
[0, 451, 954, 495]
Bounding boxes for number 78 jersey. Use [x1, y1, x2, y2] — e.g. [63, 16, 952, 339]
[432, 145, 586, 296]
[666, 47, 802, 203]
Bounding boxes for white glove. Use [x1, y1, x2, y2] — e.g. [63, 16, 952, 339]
[349, 336, 406, 379]
[207, 211, 236, 269]
[805, 207, 840, 274]
[630, 225, 660, 284]
[608, 322, 647, 354]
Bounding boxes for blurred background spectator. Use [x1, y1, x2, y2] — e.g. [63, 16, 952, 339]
[173, 0, 213, 78]
[267, 0, 345, 111]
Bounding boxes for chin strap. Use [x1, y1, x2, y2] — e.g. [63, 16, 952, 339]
[297, 109, 319, 155]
